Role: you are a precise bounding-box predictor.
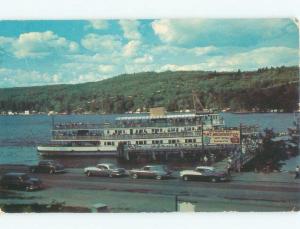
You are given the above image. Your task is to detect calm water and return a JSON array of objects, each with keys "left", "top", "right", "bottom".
[{"left": 0, "top": 113, "right": 296, "bottom": 166}]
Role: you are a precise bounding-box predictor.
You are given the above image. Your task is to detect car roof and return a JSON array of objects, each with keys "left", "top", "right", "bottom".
[
  {"left": 3, "top": 172, "right": 27, "bottom": 177},
  {"left": 40, "top": 160, "right": 55, "bottom": 163},
  {"left": 144, "top": 164, "right": 165, "bottom": 167},
  {"left": 196, "top": 166, "right": 215, "bottom": 170},
  {"left": 97, "top": 163, "right": 115, "bottom": 167}
]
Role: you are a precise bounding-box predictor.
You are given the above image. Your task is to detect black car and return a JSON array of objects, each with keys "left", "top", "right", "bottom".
[
  {"left": 180, "top": 166, "right": 230, "bottom": 182},
  {"left": 0, "top": 173, "right": 43, "bottom": 191},
  {"left": 29, "top": 160, "right": 65, "bottom": 174}
]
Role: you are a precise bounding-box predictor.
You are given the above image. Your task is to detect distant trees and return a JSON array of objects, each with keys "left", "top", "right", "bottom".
[{"left": 0, "top": 66, "right": 298, "bottom": 114}]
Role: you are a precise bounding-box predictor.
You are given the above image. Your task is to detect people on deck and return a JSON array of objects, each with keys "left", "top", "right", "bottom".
[{"left": 295, "top": 165, "right": 299, "bottom": 179}]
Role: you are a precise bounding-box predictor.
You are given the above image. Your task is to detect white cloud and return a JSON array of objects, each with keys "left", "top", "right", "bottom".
[
  {"left": 123, "top": 40, "right": 141, "bottom": 57},
  {"left": 152, "top": 19, "right": 204, "bottom": 44},
  {"left": 158, "top": 46, "right": 298, "bottom": 72},
  {"left": 124, "top": 63, "right": 157, "bottom": 73},
  {"left": 134, "top": 54, "right": 153, "bottom": 64},
  {"left": 119, "top": 20, "right": 141, "bottom": 40},
  {"left": 0, "top": 31, "right": 79, "bottom": 58},
  {"left": 150, "top": 45, "right": 217, "bottom": 57},
  {"left": 98, "top": 64, "right": 114, "bottom": 73},
  {"left": 86, "top": 20, "right": 108, "bottom": 30},
  {"left": 0, "top": 68, "right": 63, "bottom": 87},
  {"left": 81, "top": 34, "right": 122, "bottom": 53},
  {"left": 151, "top": 19, "right": 298, "bottom": 47},
  {"left": 219, "top": 46, "right": 299, "bottom": 70}
]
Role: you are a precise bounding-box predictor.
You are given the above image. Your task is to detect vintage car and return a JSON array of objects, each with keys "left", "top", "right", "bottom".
[
  {"left": 0, "top": 172, "right": 43, "bottom": 191},
  {"left": 29, "top": 160, "right": 65, "bottom": 174},
  {"left": 84, "top": 163, "right": 127, "bottom": 177},
  {"left": 129, "top": 165, "right": 172, "bottom": 180},
  {"left": 180, "top": 166, "right": 230, "bottom": 182}
]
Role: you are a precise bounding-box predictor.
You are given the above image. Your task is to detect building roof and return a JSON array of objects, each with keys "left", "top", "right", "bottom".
[
  {"left": 116, "top": 113, "right": 217, "bottom": 121},
  {"left": 271, "top": 136, "right": 292, "bottom": 142}
]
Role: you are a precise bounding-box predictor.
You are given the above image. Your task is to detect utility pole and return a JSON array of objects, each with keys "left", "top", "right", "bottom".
[
  {"left": 51, "top": 115, "right": 55, "bottom": 138},
  {"left": 201, "top": 121, "right": 204, "bottom": 152}
]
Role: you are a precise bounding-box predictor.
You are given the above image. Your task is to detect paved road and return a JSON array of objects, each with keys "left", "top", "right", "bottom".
[
  {"left": 1, "top": 166, "right": 299, "bottom": 211},
  {"left": 27, "top": 170, "right": 300, "bottom": 202}
]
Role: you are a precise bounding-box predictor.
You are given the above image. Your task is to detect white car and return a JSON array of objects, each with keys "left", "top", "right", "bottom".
[
  {"left": 180, "top": 166, "right": 230, "bottom": 182},
  {"left": 84, "top": 163, "right": 127, "bottom": 177}
]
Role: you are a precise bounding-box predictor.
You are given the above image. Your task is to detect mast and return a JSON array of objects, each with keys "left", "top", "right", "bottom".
[{"left": 192, "top": 90, "right": 204, "bottom": 113}]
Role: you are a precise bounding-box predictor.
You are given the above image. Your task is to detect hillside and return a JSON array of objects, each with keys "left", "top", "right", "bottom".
[{"left": 0, "top": 66, "right": 299, "bottom": 114}]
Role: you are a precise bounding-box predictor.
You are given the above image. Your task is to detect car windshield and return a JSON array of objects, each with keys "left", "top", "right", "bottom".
[
  {"left": 109, "top": 165, "right": 116, "bottom": 169},
  {"left": 152, "top": 166, "right": 167, "bottom": 171},
  {"left": 20, "top": 174, "right": 30, "bottom": 181}
]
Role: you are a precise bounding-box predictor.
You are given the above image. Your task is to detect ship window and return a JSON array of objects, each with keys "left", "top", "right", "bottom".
[{"left": 152, "top": 140, "right": 161, "bottom": 144}]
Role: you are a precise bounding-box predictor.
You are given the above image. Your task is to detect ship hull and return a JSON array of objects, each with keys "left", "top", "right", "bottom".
[{"left": 37, "top": 146, "right": 118, "bottom": 157}]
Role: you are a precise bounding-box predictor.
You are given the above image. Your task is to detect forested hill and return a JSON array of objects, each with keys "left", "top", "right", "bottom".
[{"left": 0, "top": 66, "right": 299, "bottom": 114}]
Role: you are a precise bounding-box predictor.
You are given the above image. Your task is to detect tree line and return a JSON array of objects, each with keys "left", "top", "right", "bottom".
[{"left": 0, "top": 66, "right": 298, "bottom": 114}]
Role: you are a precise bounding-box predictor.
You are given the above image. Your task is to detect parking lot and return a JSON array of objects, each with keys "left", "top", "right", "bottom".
[{"left": 1, "top": 165, "right": 300, "bottom": 212}]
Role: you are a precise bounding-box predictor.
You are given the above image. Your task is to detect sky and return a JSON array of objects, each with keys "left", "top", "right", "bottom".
[{"left": 0, "top": 19, "right": 298, "bottom": 88}]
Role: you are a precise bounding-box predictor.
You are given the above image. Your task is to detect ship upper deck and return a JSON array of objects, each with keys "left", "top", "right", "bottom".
[
  {"left": 52, "top": 113, "right": 224, "bottom": 130},
  {"left": 115, "top": 112, "right": 218, "bottom": 121}
]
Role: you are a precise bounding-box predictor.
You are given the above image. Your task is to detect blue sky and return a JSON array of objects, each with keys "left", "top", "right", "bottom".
[{"left": 0, "top": 19, "right": 298, "bottom": 88}]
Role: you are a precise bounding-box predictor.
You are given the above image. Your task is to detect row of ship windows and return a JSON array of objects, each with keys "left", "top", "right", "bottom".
[
  {"left": 106, "top": 127, "right": 200, "bottom": 135},
  {"left": 102, "top": 139, "right": 197, "bottom": 146}
]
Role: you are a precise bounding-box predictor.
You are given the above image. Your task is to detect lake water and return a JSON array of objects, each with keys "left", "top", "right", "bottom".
[{"left": 0, "top": 113, "right": 297, "bottom": 167}]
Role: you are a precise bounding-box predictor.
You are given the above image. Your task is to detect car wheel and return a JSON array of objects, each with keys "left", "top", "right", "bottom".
[
  {"left": 210, "top": 177, "right": 217, "bottom": 183},
  {"left": 182, "top": 175, "right": 189, "bottom": 181},
  {"left": 2, "top": 185, "right": 8, "bottom": 189},
  {"left": 132, "top": 173, "right": 138, "bottom": 179},
  {"left": 155, "top": 175, "right": 162, "bottom": 180}
]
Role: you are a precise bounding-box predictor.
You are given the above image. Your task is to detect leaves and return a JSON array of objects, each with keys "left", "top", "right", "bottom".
[{"left": 0, "top": 66, "right": 298, "bottom": 114}]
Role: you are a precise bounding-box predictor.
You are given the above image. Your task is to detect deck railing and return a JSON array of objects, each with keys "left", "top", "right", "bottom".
[
  {"left": 52, "top": 120, "right": 225, "bottom": 130},
  {"left": 52, "top": 131, "right": 203, "bottom": 141}
]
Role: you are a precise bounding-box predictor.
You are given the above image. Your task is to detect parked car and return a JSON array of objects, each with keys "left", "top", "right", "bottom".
[
  {"left": 129, "top": 165, "right": 172, "bottom": 180},
  {"left": 29, "top": 160, "right": 65, "bottom": 174},
  {"left": 0, "top": 172, "right": 43, "bottom": 191},
  {"left": 84, "top": 163, "right": 127, "bottom": 177},
  {"left": 180, "top": 166, "right": 230, "bottom": 182}
]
